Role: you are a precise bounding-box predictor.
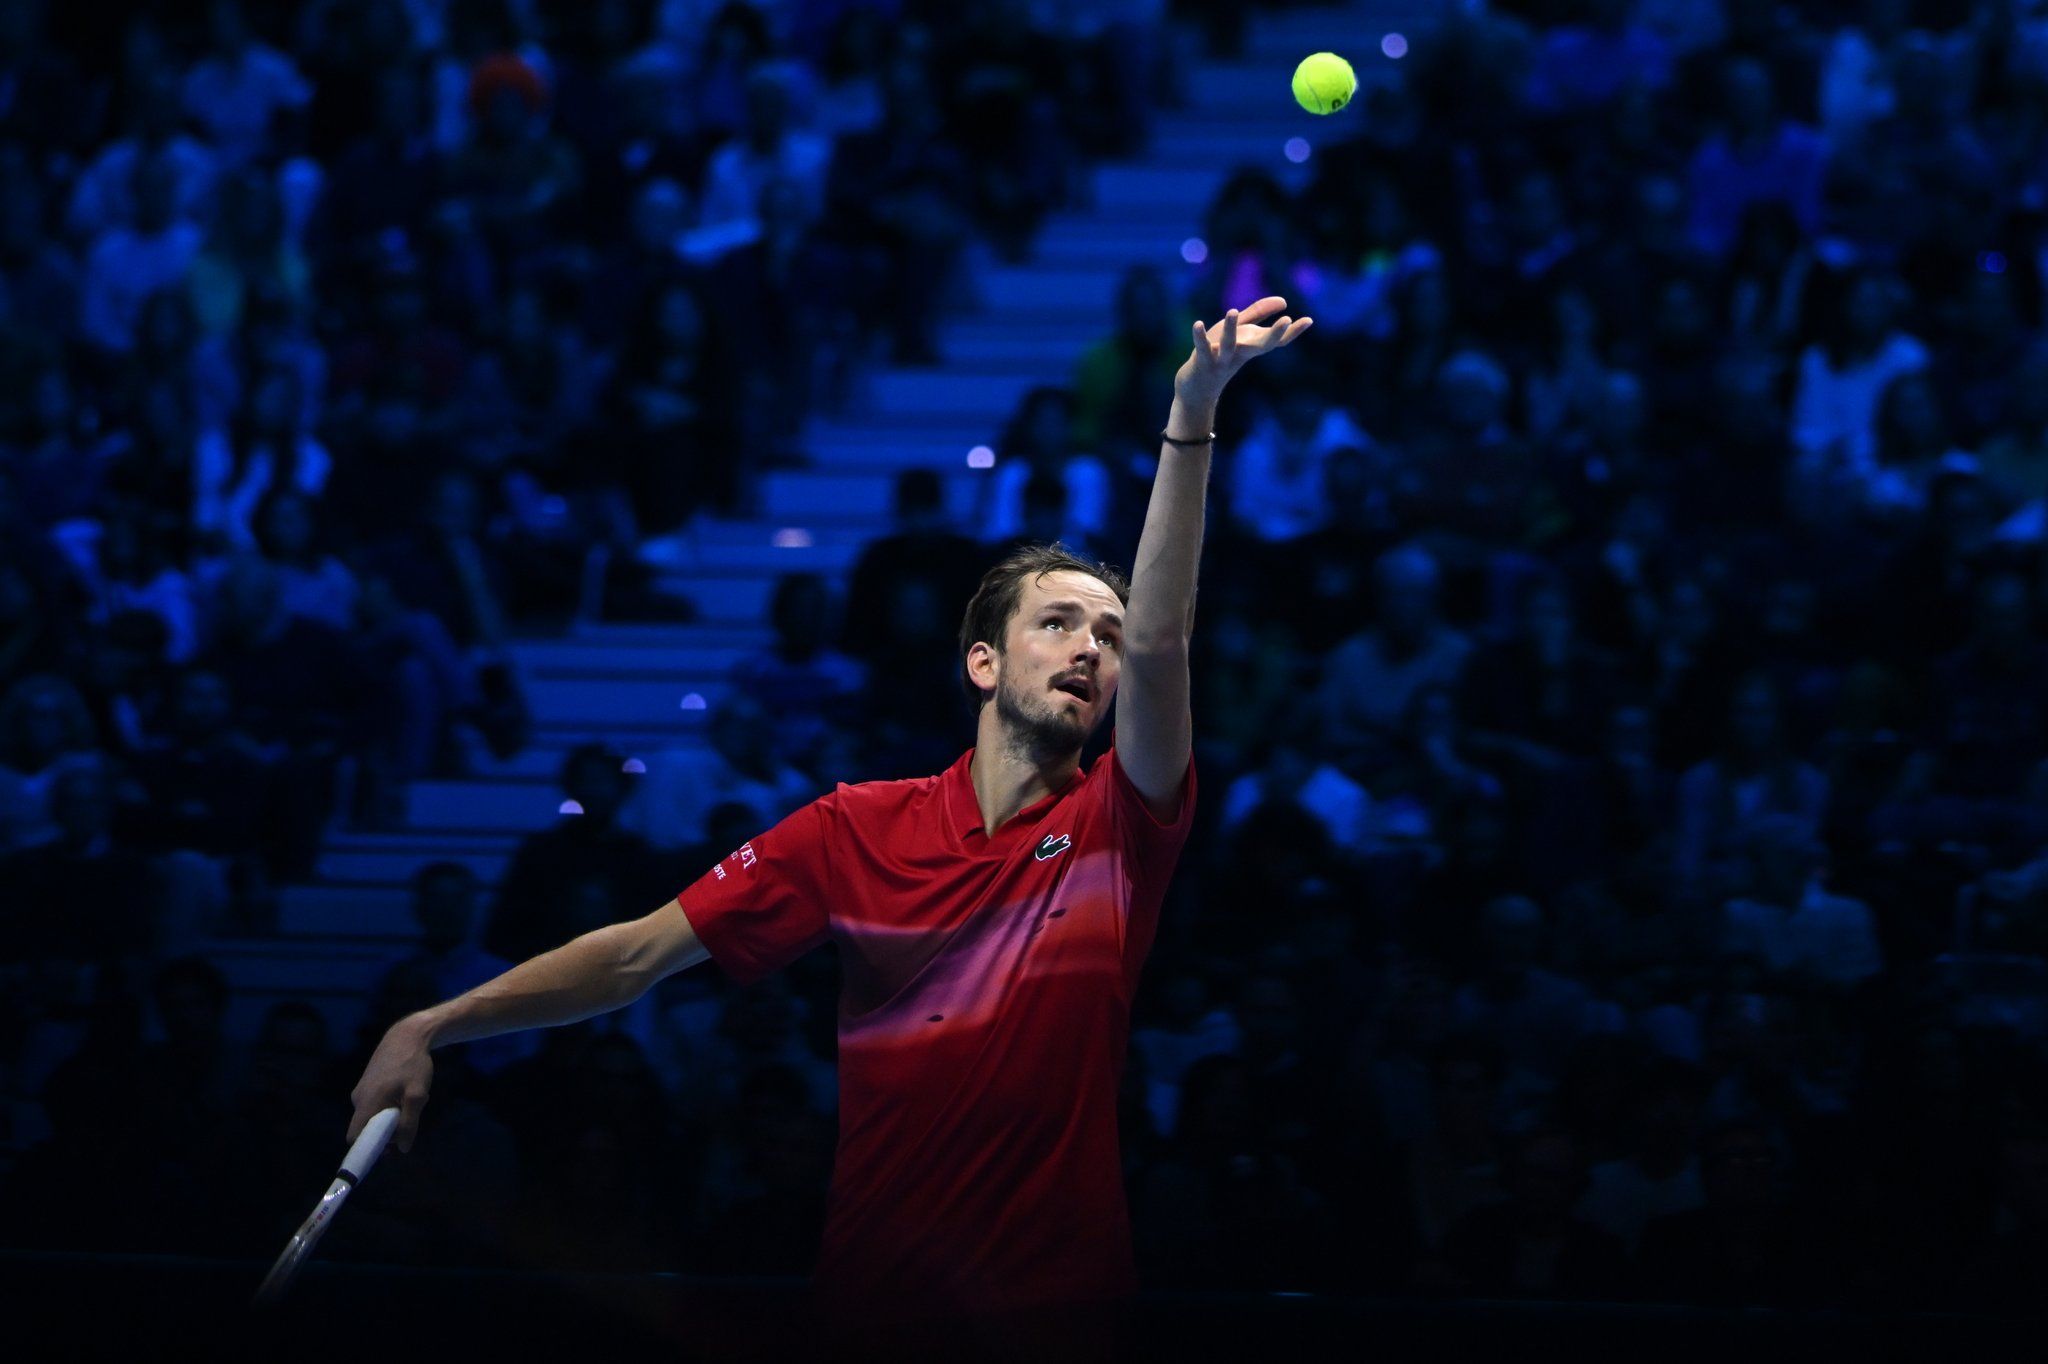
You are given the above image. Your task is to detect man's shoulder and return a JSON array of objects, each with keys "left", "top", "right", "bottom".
[{"left": 826, "top": 767, "right": 949, "bottom": 817}]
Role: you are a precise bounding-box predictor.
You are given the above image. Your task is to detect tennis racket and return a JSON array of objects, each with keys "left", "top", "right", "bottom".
[{"left": 253, "top": 1106, "right": 401, "bottom": 1307}]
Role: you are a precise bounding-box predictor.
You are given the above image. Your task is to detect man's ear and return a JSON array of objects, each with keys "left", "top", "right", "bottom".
[{"left": 965, "top": 641, "right": 999, "bottom": 700}]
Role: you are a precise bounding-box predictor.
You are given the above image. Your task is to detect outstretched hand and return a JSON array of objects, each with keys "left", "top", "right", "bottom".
[{"left": 1174, "top": 296, "right": 1313, "bottom": 404}]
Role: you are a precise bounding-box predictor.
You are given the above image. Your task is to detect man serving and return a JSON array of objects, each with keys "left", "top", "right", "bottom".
[{"left": 347, "top": 298, "right": 1312, "bottom": 1348}]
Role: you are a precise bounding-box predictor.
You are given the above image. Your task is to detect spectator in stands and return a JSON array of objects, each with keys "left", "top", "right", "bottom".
[
  {"left": 1673, "top": 672, "right": 1829, "bottom": 910},
  {"left": 821, "top": 46, "right": 972, "bottom": 367},
  {"left": 1397, "top": 1033, "right": 1511, "bottom": 1268},
  {"left": 1718, "top": 817, "right": 1882, "bottom": 992},
  {"left": 0, "top": 757, "right": 158, "bottom": 970},
  {"left": 620, "top": 692, "right": 813, "bottom": 854},
  {"left": 484, "top": 742, "right": 668, "bottom": 963},
  {"left": 979, "top": 385, "right": 1112, "bottom": 550},
  {"left": 1686, "top": 55, "right": 1826, "bottom": 259},
  {"left": 1636, "top": 1114, "right": 1844, "bottom": 1306},
  {"left": 1224, "top": 369, "right": 1369, "bottom": 544},
  {"left": 77, "top": 153, "right": 204, "bottom": 355},
  {"left": 840, "top": 469, "right": 982, "bottom": 771},
  {"left": 1317, "top": 544, "right": 1472, "bottom": 776},
  {"left": 180, "top": 1, "right": 311, "bottom": 169},
  {"left": 375, "top": 861, "right": 529, "bottom": 1077},
  {"left": 1441, "top": 1124, "right": 1630, "bottom": 1299},
  {"left": 195, "top": 364, "right": 329, "bottom": 552},
  {"left": 1072, "top": 264, "right": 1188, "bottom": 458},
  {"left": 1134, "top": 1052, "right": 1333, "bottom": 1291},
  {"left": 695, "top": 64, "right": 830, "bottom": 244},
  {"left": 0, "top": 673, "right": 101, "bottom": 853},
  {"left": 1791, "top": 268, "right": 1929, "bottom": 471},
  {"left": 125, "top": 666, "right": 265, "bottom": 863},
  {"left": 1960, "top": 1115, "right": 2048, "bottom": 1308},
  {"left": 64, "top": 71, "right": 218, "bottom": 243},
  {"left": 1574, "top": 1059, "right": 1707, "bottom": 1257},
  {"left": 1449, "top": 895, "right": 1619, "bottom": 1096},
  {"left": 729, "top": 572, "right": 864, "bottom": 776},
  {"left": 598, "top": 280, "right": 741, "bottom": 532},
  {"left": 444, "top": 52, "right": 581, "bottom": 254}
]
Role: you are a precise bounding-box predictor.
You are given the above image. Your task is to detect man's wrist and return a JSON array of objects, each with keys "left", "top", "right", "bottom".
[
  {"left": 398, "top": 1008, "right": 445, "bottom": 1051},
  {"left": 1169, "top": 390, "right": 1219, "bottom": 440}
]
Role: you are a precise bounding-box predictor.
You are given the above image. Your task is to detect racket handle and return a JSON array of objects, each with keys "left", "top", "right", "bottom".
[{"left": 341, "top": 1107, "right": 400, "bottom": 1184}]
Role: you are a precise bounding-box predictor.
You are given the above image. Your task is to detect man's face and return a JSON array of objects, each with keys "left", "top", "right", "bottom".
[{"left": 978, "top": 570, "right": 1124, "bottom": 757}]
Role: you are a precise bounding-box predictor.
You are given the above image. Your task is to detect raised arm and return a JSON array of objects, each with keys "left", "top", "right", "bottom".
[
  {"left": 346, "top": 899, "right": 710, "bottom": 1149},
  {"left": 1115, "top": 298, "right": 1311, "bottom": 816}
]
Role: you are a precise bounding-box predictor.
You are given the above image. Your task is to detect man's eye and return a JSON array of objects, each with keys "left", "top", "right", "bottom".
[{"left": 1044, "top": 620, "right": 1063, "bottom": 630}]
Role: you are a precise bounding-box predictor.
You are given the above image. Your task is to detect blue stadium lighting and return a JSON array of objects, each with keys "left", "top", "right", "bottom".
[
  {"left": 1981, "top": 251, "right": 2008, "bottom": 273},
  {"left": 1284, "top": 137, "right": 1311, "bottom": 163},
  {"left": 621, "top": 758, "right": 647, "bottom": 774},
  {"left": 680, "top": 693, "right": 708, "bottom": 710},
  {"left": 1382, "top": 33, "right": 1408, "bottom": 59},
  {"left": 967, "top": 445, "right": 996, "bottom": 468},
  {"left": 772, "top": 527, "right": 814, "bottom": 548},
  {"left": 558, "top": 800, "right": 584, "bottom": 815},
  {"left": 1181, "top": 237, "right": 1208, "bottom": 265}
]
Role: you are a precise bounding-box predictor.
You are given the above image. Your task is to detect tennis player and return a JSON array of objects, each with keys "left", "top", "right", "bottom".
[{"left": 346, "top": 298, "right": 1312, "bottom": 1354}]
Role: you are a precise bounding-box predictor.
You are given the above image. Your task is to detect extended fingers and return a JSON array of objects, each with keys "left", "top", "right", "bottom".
[
  {"left": 1236, "top": 296, "right": 1289, "bottom": 325},
  {"left": 1222, "top": 308, "right": 1238, "bottom": 361}
]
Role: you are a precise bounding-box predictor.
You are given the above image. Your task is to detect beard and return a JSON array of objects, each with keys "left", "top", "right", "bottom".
[{"left": 993, "top": 669, "right": 1091, "bottom": 764}]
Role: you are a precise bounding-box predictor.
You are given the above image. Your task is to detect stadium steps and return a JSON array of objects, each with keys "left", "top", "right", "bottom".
[{"left": 205, "top": 1, "right": 1433, "bottom": 1036}]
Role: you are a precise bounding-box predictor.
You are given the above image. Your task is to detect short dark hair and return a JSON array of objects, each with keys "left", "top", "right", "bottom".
[
  {"left": 411, "top": 859, "right": 477, "bottom": 896},
  {"left": 559, "top": 741, "right": 623, "bottom": 790},
  {"left": 894, "top": 468, "right": 944, "bottom": 516},
  {"left": 957, "top": 542, "right": 1130, "bottom": 712}
]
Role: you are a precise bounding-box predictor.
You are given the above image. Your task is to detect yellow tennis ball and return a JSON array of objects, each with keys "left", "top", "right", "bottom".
[{"left": 1292, "top": 51, "right": 1356, "bottom": 115}]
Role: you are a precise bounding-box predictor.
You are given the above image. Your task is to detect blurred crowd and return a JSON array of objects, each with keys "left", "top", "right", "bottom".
[{"left": 6, "top": 0, "right": 2048, "bottom": 1324}]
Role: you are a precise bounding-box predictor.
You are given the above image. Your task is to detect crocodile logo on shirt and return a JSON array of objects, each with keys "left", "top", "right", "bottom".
[{"left": 1034, "top": 833, "right": 1072, "bottom": 862}]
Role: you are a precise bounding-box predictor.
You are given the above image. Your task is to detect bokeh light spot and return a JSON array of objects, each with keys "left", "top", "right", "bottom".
[
  {"left": 1382, "top": 33, "right": 1408, "bottom": 59},
  {"left": 1284, "top": 137, "right": 1311, "bottom": 163},
  {"left": 967, "top": 445, "right": 996, "bottom": 468},
  {"left": 1181, "top": 237, "right": 1209, "bottom": 265}
]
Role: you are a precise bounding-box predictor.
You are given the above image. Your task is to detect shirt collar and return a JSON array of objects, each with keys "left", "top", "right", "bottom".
[{"left": 942, "top": 746, "right": 1087, "bottom": 843}]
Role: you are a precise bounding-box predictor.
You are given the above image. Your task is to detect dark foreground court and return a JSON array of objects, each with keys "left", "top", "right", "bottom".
[{"left": 2, "top": 1252, "right": 2034, "bottom": 1363}]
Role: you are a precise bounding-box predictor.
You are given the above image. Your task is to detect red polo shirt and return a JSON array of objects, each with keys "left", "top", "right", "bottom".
[{"left": 674, "top": 742, "right": 1196, "bottom": 1324}]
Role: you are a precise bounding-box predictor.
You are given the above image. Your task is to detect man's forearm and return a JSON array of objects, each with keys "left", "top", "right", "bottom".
[
  {"left": 1125, "top": 391, "right": 1216, "bottom": 646},
  {"left": 405, "top": 921, "right": 652, "bottom": 1050}
]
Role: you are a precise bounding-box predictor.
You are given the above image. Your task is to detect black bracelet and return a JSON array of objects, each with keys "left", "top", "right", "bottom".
[{"left": 1159, "top": 429, "right": 1216, "bottom": 447}]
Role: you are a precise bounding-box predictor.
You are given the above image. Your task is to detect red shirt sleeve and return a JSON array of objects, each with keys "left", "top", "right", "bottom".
[{"left": 673, "top": 794, "right": 835, "bottom": 986}]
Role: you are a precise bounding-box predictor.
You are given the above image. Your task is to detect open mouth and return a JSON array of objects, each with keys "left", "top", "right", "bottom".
[{"left": 1054, "top": 677, "right": 1093, "bottom": 702}]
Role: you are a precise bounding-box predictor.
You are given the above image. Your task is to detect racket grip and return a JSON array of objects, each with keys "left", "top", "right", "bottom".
[{"left": 340, "top": 1107, "right": 400, "bottom": 1184}]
